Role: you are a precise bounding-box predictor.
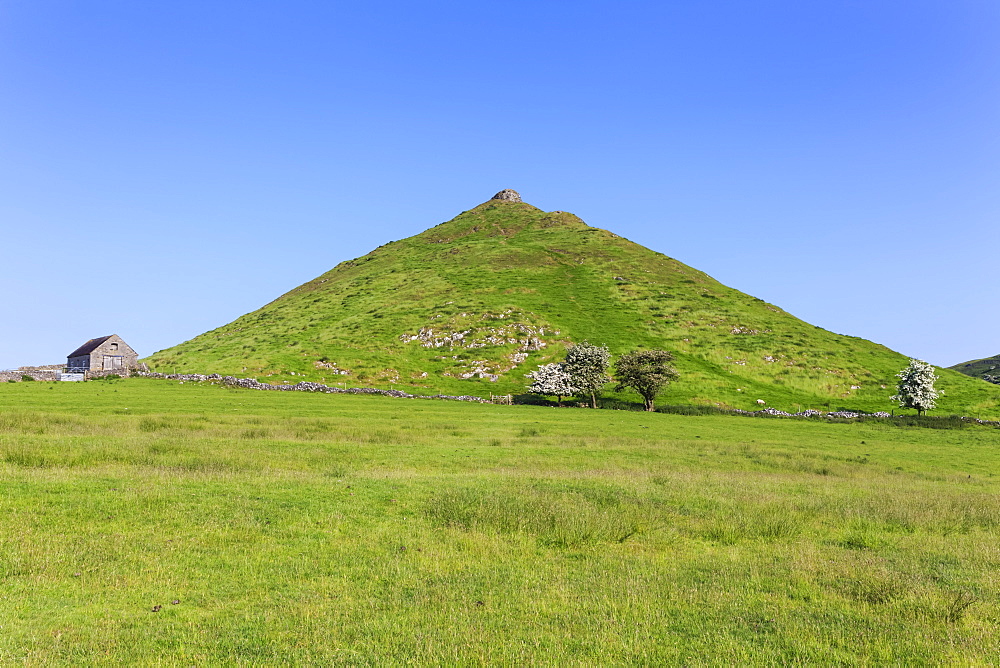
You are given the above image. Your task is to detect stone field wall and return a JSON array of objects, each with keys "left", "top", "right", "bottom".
[{"left": 132, "top": 372, "right": 489, "bottom": 403}]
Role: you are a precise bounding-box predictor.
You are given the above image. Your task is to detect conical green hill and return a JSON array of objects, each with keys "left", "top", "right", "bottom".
[{"left": 146, "top": 191, "right": 1000, "bottom": 415}]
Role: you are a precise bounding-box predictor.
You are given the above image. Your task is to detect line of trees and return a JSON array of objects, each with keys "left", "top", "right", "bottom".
[
  {"left": 527, "top": 349, "right": 953, "bottom": 416},
  {"left": 525, "top": 342, "right": 678, "bottom": 411}
]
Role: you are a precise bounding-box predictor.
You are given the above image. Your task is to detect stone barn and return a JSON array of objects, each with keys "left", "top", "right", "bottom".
[{"left": 67, "top": 335, "right": 139, "bottom": 372}]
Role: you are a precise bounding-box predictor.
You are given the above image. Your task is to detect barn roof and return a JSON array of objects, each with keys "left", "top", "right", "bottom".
[{"left": 67, "top": 335, "right": 114, "bottom": 358}]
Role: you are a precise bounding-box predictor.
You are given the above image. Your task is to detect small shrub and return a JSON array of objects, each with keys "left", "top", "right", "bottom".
[{"left": 20, "top": 375, "right": 35, "bottom": 382}]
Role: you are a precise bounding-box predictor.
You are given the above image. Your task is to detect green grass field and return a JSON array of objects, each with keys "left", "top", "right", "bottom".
[{"left": 3, "top": 378, "right": 1000, "bottom": 664}]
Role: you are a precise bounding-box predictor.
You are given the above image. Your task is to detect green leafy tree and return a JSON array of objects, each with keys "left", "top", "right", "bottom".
[
  {"left": 614, "top": 350, "right": 679, "bottom": 412},
  {"left": 563, "top": 342, "right": 611, "bottom": 409},
  {"left": 526, "top": 363, "right": 577, "bottom": 407},
  {"left": 891, "top": 359, "right": 940, "bottom": 415}
]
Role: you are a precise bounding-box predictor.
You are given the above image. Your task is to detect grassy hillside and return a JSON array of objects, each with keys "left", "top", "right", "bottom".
[
  {"left": 146, "top": 195, "right": 1000, "bottom": 416},
  {"left": 2, "top": 378, "right": 1000, "bottom": 663},
  {"left": 950, "top": 353, "right": 1000, "bottom": 381}
]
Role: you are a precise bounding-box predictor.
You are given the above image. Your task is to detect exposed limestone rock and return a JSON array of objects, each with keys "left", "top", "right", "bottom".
[
  {"left": 491, "top": 189, "right": 522, "bottom": 202},
  {"left": 398, "top": 310, "right": 553, "bottom": 381}
]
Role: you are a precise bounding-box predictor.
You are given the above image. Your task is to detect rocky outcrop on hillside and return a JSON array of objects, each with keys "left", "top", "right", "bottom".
[{"left": 398, "top": 310, "right": 555, "bottom": 382}]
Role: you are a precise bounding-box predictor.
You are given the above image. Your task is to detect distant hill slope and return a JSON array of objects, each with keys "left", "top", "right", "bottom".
[
  {"left": 146, "top": 191, "right": 1000, "bottom": 415},
  {"left": 950, "top": 354, "right": 1000, "bottom": 382}
]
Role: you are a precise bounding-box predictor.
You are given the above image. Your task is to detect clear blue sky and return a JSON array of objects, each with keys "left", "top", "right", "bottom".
[{"left": 2, "top": 1, "right": 997, "bottom": 370}]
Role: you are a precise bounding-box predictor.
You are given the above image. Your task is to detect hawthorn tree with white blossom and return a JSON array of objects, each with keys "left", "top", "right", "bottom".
[
  {"left": 891, "top": 359, "right": 940, "bottom": 416},
  {"left": 563, "top": 342, "right": 611, "bottom": 409},
  {"left": 526, "top": 363, "right": 577, "bottom": 407}
]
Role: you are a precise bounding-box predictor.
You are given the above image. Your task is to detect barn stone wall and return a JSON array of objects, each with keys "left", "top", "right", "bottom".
[
  {"left": 67, "top": 355, "right": 91, "bottom": 370},
  {"left": 67, "top": 335, "right": 140, "bottom": 371}
]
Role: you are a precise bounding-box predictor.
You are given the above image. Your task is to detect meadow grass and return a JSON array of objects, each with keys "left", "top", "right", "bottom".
[{"left": 1, "top": 378, "right": 999, "bottom": 664}]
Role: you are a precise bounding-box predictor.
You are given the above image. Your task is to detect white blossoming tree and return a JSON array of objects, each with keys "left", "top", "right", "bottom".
[
  {"left": 563, "top": 342, "right": 611, "bottom": 409},
  {"left": 891, "top": 359, "right": 940, "bottom": 416},
  {"left": 526, "top": 363, "right": 577, "bottom": 407}
]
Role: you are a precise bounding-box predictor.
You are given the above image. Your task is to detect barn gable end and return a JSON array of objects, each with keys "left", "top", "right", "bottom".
[{"left": 67, "top": 334, "right": 139, "bottom": 372}]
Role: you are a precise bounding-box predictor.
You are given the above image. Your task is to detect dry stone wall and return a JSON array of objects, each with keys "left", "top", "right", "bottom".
[
  {"left": 0, "top": 369, "right": 60, "bottom": 382},
  {"left": 1, "top": 363, "right": 148, "bottom": 382},
  {"left": 728, "top": 406, "right": 999, "bottom": 426},
  {"left": 133, "top": 372, "right": 488, "bottom": 402}
]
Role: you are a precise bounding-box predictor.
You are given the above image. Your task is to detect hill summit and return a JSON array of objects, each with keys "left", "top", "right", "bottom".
[
  {"left": 491, "top": 188, "right": 523, "bottom": 202},
  {"left": 147, "top": 191, "right": 1000, "bottom": 414}
]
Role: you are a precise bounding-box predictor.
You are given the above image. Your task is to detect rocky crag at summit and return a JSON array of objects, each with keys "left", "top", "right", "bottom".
[
  {"left": 491, "top": 188, "right": 522, "bottom": 202},
  {"left": 145, "top": 190, "right": 1000, "bottom": 414}
]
